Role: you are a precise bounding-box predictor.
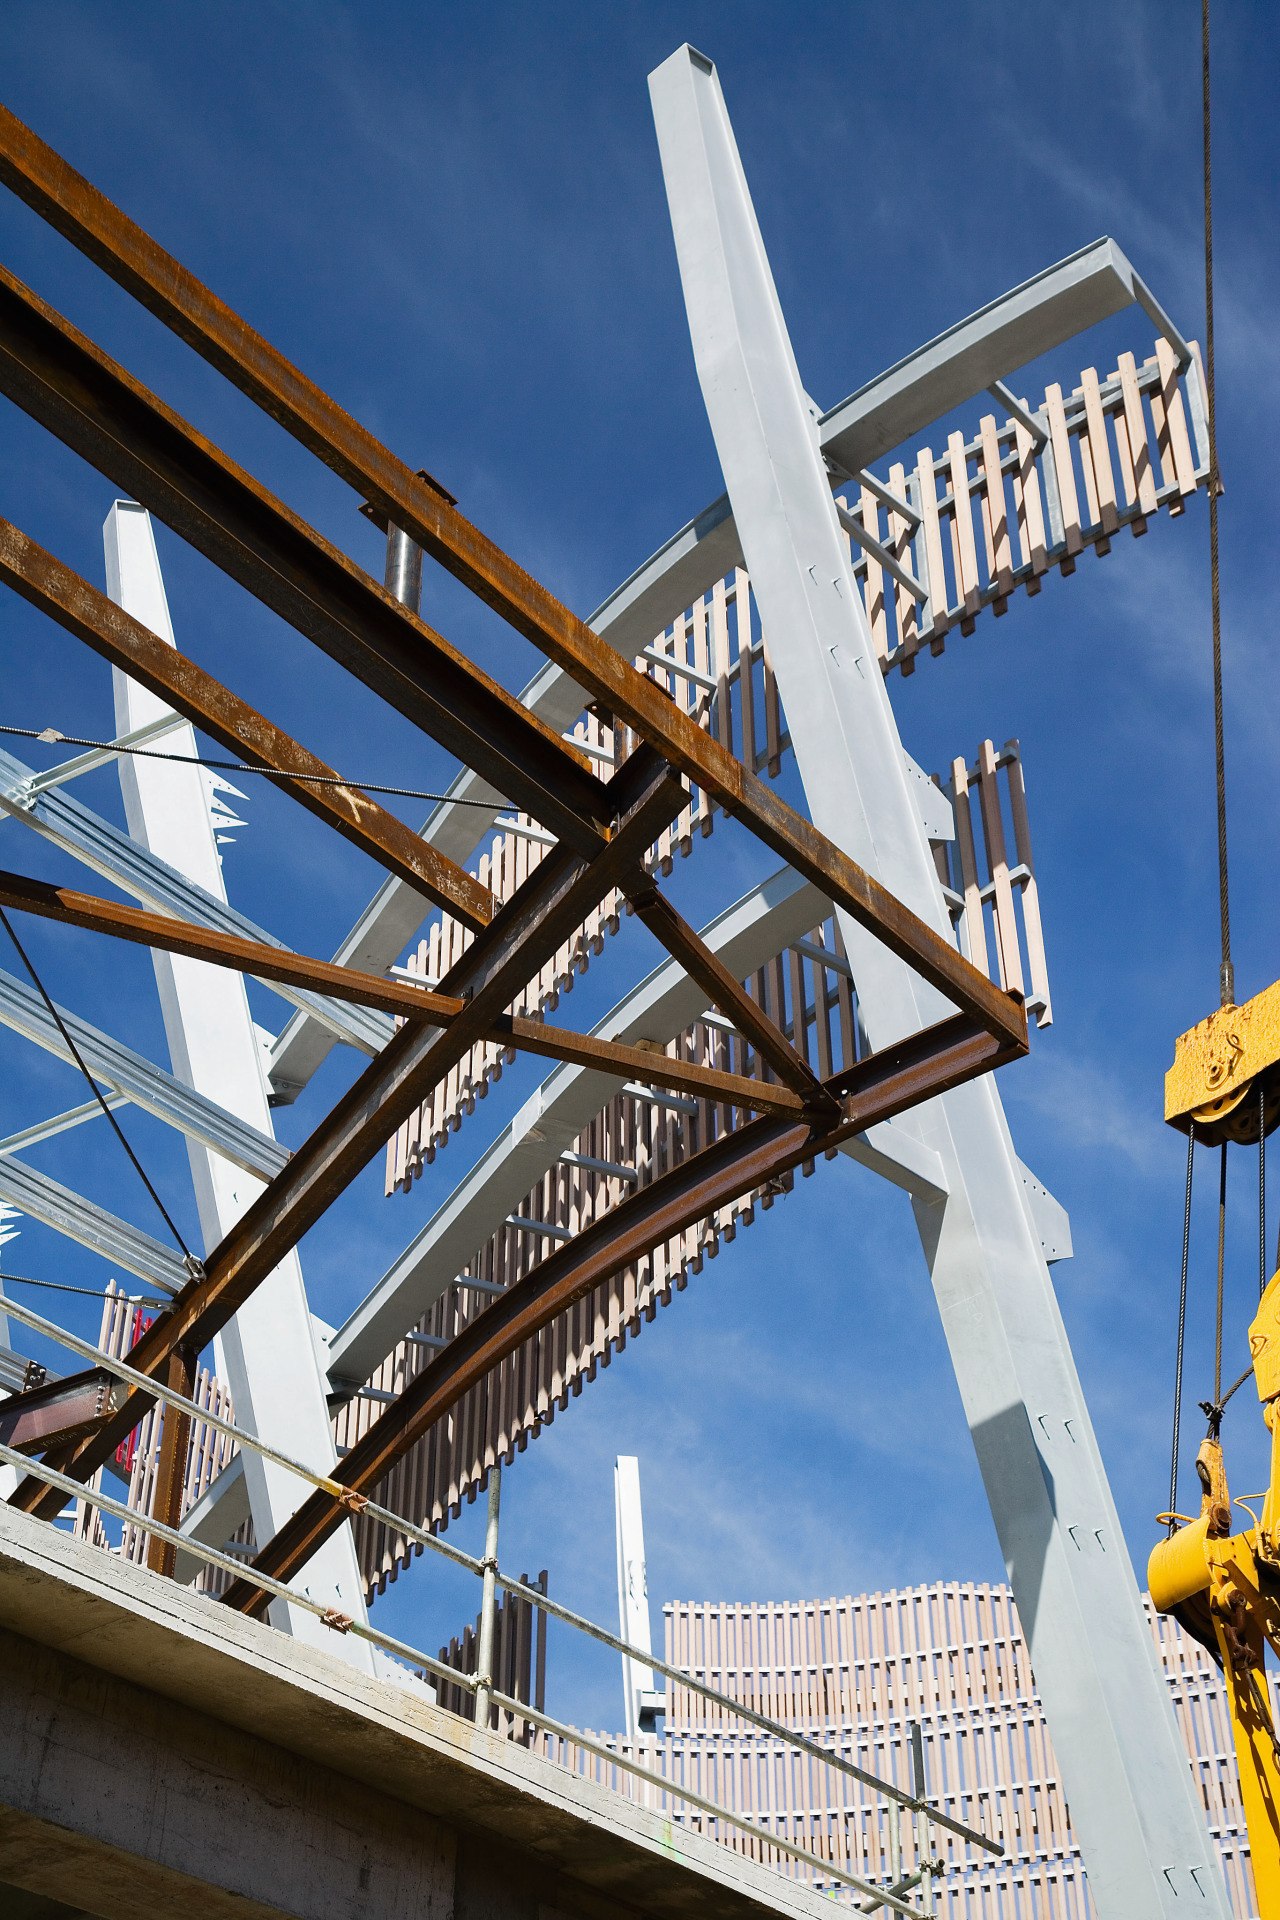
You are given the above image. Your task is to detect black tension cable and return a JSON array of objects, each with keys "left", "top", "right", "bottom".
[
  {"left": 0, "top": 905, "right": 199, "bottom": 1274},
  {"left": 0, "top": 725, "right": 512, "bottom": 811},
  {"left": 1203, "top": 0, "right": 1232, "bottom": 1007},
  {"left": 0, "top": 1272, "right": 169, "bottom": 1308},
  {"left": 1170, "top": 1120, "right": 1196, "bottom": 1532}
]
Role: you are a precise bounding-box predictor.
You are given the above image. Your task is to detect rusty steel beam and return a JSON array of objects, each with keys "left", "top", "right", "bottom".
[
  {"left": 220, "top": 1010, "right": 1019, "bottom": 1612},
  {"left": 0, "top": 517, "right": 495, "bottom": 931},
  {"left": 0, "top": 265, "right": 611, "bottom": 856},
  {"left": 145, "top": 1343, "right": 196, "bottom": 1577},
  {"left": 0, "top": 1366, "right": 127, "bottom": 1453},
  {"left": 8, "top": 752, "right": 688, "bottom": 1518},
  {"left": 0, "top": 867, "right": 469, "bottom": 1021},
  {"left": 0, "top": 109, "right": 1031, "bottom": 1557},
  {"left": 0, "top": 113, "right": 1025, "bottom": 1053},
  {"left": 498, "top": 1015, "right": 808, "bottom": 1118},
  {"left": 0, "top": 867, "right": 807, "bottom": 1118},
  {"left": 626, "top": 874, "right": 835, "bottom": 1113}
]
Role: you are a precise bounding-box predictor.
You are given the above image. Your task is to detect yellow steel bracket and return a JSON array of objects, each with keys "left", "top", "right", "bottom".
[{"left": 1165, "top": 978, "right": 1280, "bottom": 1145}]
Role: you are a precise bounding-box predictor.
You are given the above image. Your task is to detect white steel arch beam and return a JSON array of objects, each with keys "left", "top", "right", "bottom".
[
  {"left": 266, "top": 237, "right": 1189, "bottom": 1106},
  {"left": 103, "top": 501, "right": 373, "bottom": 1665},
  {"left": 0, "top": 1154, "right": 188, "bottom": 1295},
  {"left": 324, "top": 862, "right": 952, "bottom": 1396},
  {"left": 0, "top": 965, "right": 287, "bottom": 1180},
  {"left": 588, "top": 235, "right": 1190, "bottom": 656},
  {"left": 325, "top": 863, "right": 830, "bottom": 1391},
  {"left": 0, "top": 749, "right": 390, "bottom": 1058},
  {"left": 818, "top": 234, "right": 1190, "bottom": 476},
  {"left": 649, "top": 44, "right": 1225, "bottom": 1920}
]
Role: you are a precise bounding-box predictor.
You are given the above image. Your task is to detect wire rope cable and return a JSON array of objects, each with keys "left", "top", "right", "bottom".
[
  {"left": 1170, "top": 1121, "right": 1196, "bottom": 1531},
  {"left": 0, "top": 905, "right": 196, "bottom": 1268},
  {"left": 1203, "top": 0, "right": 1232, "bottom": 1006},
  {"left": 0, "top": 724, "right": 511, "bottom": 810},
  {"left": 0, "top": 1272, "right": 169, "bottom": 1308},
  {"left": 1215, "top": 1140, "right": 1227, "bottom": 1405}
]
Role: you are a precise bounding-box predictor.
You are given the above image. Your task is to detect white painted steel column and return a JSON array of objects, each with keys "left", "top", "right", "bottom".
[
  {"left": 103, "top": 502, "right": 373, "bottom": 1666},
  {"left": 649, "top": 47, "right": 1226, "bottom": 1919},
  {"left": 614, "top": 1454, "right": 657, "bottom": 1739}
]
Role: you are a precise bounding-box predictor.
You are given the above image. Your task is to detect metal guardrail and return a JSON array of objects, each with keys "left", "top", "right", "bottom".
[{"left": 1, "top": 1291, "right": 1003, "bottom": 1909}]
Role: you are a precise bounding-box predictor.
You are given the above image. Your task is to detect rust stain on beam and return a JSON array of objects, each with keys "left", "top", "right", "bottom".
[
  {"left": 0, "top": 866, "right": 808, "bottom": 1118},
  {"left": 0, "top": 1367, "right": 127, "bottom": 1453},
  {"left": 0, "top": 866, "right": 470, "bottom": 1021},
  {"left": 8, "top": 755, "right": 688, "bottom": 1519},
  {"left": 497, "top": 1014, "right": 808, "bottom": 1117},
  {"left": 0, "top": 105, "right": 1025, "bottom": 1054},
  {"left": 0, "top": 264, "right": 609, "bottom": 854},
  {"left": 222, "top": 1015, "right": 1018, "bottom": 1610},
  {"left": 0, "top": 517, "right": 496, "bottom": 931},
  {"left": 627, "top": 878, "right": 838, "bottom": 1115}
]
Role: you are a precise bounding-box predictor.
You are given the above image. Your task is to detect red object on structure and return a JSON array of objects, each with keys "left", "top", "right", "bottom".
[{"left": 114, "top": 1308, "right": 152, "bottom": 1474}]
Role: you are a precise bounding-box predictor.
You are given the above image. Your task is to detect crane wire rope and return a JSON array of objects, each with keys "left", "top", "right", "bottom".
[
  {"left": 1203, "top": 0, "right": 1231, "bottom": 1010},
  {"left": 1215, "top": 1142, "right": 1227, "bottom": 1407},
  {"left": 1170, "top": 1120, "right": 1196, "bottom": 1532},
  {"left": 1169, "top": 1, "right": 1236, "bottom": 1509}
]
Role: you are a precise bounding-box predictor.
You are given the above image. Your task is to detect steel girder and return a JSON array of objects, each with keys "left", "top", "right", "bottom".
[
  {"left": 0, "top": 517, "right": 494, "bottom": 930},
  {"left": 0, "top": 103, "right": 1026, "bottom": 1583}
]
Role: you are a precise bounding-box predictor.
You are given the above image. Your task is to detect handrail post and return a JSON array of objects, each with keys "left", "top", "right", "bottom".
[
  {"left": 910, "top": 1721, "right": 935, "bottom": 1916},
  {"left": 473, "top": 1462, "right": 502, "bottom": 1730}
]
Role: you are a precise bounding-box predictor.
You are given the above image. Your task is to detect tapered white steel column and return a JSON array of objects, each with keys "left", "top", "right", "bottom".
[
  {"left": 103, "top": 501, "right": 373, "bottom": 1666},
  {"left": 649, "top": 46, "right": 1226, "bottom": 1918}
]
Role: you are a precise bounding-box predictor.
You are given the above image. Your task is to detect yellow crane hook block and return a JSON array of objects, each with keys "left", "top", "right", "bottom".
[{"left": 1165, "top": 980, "right": 1280, "bottom": 1146}]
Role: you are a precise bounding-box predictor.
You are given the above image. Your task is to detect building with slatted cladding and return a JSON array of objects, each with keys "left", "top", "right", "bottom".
[{"left": 530, "top": 1584, "right": 1261, "bottom": 1918}]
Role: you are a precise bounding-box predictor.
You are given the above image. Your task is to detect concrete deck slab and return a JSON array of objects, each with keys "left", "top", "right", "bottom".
[{"left": 0, "top": 1505, "right": 834, "bottom": 1920}]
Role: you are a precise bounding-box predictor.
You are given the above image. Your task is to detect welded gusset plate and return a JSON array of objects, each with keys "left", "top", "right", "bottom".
[{"left": 1165, "top": 981, "right": 1280, "bottom": 1145}]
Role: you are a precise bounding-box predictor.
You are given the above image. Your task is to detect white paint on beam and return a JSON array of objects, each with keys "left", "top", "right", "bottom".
[
  {"left": 648, "top": 46, "right": 1220, "bottom": 1919},
  {"left": 103, "top": 501, "right": 373, "bottom": 1666},
  {"left": 615, "top": 1455, "right": 659, "bottom": 1739},
  {"left": 324, "top": 862, "right": 830, "bottom": 1392}
]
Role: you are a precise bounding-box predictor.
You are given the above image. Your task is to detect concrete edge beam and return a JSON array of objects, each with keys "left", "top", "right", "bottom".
[{"left": 0, "top": 1503, "right": 839, "bottom": 1920}]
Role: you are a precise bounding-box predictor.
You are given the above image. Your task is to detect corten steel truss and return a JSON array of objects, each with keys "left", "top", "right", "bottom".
[{"left": 0, "top": 104, "right": 1026, "bottom": 1613}]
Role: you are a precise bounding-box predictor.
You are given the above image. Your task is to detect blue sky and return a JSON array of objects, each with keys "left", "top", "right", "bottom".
[{"left": 1, "top": 1, "right": 1278, "bottom": 1732}]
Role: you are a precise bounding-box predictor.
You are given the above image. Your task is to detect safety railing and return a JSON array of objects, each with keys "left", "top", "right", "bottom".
[{"left": 2, "top": 1287, "right": 1002, "bottom": 1912}]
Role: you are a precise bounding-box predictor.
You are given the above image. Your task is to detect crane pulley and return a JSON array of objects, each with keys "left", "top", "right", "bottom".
[{"left": 1150, "top": 981, "right": 1280, "bottom": 1916}]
